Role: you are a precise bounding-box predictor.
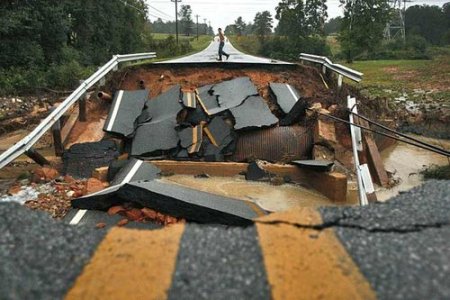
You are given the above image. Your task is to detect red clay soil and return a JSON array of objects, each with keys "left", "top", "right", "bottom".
[{"left": 112, "top": 64, "right": 341, "bottom": 110}]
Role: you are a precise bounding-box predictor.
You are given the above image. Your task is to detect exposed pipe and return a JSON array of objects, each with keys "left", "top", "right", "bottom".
[{"left": 97, "top": 91, "right": 112, "bottom": 101}]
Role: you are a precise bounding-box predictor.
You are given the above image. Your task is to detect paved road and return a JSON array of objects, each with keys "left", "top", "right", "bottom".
[
  {"left": 158, "top": 39, "right": 293, "bottom": 65},
  {"left": 1, "top": 180, "right": 449, "bottom": 299}
]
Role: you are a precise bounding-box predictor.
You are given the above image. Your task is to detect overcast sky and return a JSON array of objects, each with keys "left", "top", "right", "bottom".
[{"left": 145, "top": 0, "right": 448, "bottom": 32}]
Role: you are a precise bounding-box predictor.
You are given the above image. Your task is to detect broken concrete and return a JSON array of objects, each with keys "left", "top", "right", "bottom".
[
  {"left": 269, "top": 83, "right": 300, "bottom": 114},
  {"left": 230, "top": 96, "right": 278, "bottom": 130},
  {"left": 291, "top": 160, "right": 334, "bottom": 172},
  {"left": 213, "top": 77, "right": 258, "bottom": 107},
  {"left": 63, "top": 141, "right": 120, "bottom": 179},
  {"left": 103, "top": 90, "right": 148, "bottom": 137},
  {"left": 178, "top": 125, "right": 203, "bottom": 154},
  {"left": 110, "top": 159, "right": 161, "bottom": 186},
  {"left": 72, "top": 179, "right": 265, "bottom": 226},
  {"left": 139, "top": 85, "right": 182, "bottom": 124}
]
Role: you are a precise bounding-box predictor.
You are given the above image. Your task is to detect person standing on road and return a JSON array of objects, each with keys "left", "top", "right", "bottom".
[{"left": 217, "top": 28, "right": 230, "bottom": 61}]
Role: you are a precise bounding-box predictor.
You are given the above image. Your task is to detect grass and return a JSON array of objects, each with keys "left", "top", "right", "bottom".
[{"left": 421, "top": 164, "right": 450, "bottom": 180}]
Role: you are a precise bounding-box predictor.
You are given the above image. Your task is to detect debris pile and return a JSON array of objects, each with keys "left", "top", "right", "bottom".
[{"left": 106, "top": 204, "right": 185, "bottom": 226}]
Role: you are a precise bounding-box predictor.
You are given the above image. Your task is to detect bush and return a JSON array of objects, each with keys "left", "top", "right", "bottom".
[
  {"left": 0, "top": 67, "right": 46, "bottom": 95},
  {"left": 45, "top": 61, "right": 93, "bottom": 90},
  {"left": 260, "top": 36, "right": 331, "bottom": 62}
]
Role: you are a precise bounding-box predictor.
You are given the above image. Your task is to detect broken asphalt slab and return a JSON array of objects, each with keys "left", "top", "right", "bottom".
[
  {"left": 213, "top": 77, "right": 258, "bottom": 107},
  {"left": 230, "top": 96, "right": 278, "bottom": 130},
  {"left": 291, "top": 160, "right": 334, "bottom": 172},
  {"left": 72, "top": 179, "right": 265, "bottom": 226},
  {"left": 269, "top": 83, "right": 307, "bottom": 126},
  {"left": 63, "top": 141, "right": 120, "bottom": 179},
  {"left": 131, "top": 118, "right": 179, "bottom": 156},
  {"left": 110, "top": 158, "right": 161, "bottom": 186},
  {"left": 103, "top": 89, "right": 148, "bottom": 137},
  {"left": 139, "top": 85, "right": 182, "bottom": 124}
]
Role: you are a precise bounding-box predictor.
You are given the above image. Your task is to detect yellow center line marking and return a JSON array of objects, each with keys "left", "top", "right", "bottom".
[
  {"left": 256, "top": 208, "right": 375, "bottom": 300},
  {"left": 66, "top": 224, "right": 185, "bottom": 300}
]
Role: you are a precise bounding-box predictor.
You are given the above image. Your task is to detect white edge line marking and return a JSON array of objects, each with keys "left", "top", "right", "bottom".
[
  {"left": 69, "top": 160, "right": 144, "bottom": 225},
  {"left": 106, "top": 90, "right": 124, "bottom": 131},
  {"left": 286, "top": 84, "right": 299, "bottom": 103},
  {"left": 122, "top": 159, "right": 143, "bottom": 184},
  {"left": 69, "top": 209, "right": 87, "bottom": 225}
]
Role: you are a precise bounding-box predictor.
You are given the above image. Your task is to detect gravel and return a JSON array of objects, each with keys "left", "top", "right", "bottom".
[{"left": 0, "top": 202, "right": 106, "bottom": 300}]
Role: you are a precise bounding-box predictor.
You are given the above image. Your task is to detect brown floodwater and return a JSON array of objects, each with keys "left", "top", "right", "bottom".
[
  {"left": 162, "top": 175, "right": 350, "bottom": 212},
  {"left": 376, "top": 135, "right": 450, "bottom": 201}
]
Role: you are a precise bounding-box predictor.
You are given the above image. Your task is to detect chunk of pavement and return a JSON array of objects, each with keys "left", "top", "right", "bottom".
[
  {"left": 196, "top": 84, "right": 222, "bottom": 115},
  {"left": 230, "top": 96, "right": 278, "bottom": 130},
  {"left": 63, "top": 141, "right": 120, "bottom": 179},
  {"left": 245, "top": 161, "right": 271, "bottom": 181},
  {"left": 184, "top": 106, "right": 209, "bottom": 125},
  {"left": 204, "top": 117, "right": 232, "bottom": 147},
  {"left": 107, "top": 159, "right": 129, "bottom": 182},
  {"left": 103, "top": 89, "right": 149, "bottom": 137},
  {"left": 269, "top": 83, "right": 300, "bottom": 114},
  {"left": 269, "top": 83, "right": 307, "bottom": 126},
  {"left": 291, "top": 160, "right": 334, "bottom": 172},
  {"left": 72, "top": 180, "right": 265, "bottom": 226},
  {"left": 181, "top": 91, "right": 197, "bottom": 108},
  {"left": 110, "top": 158, "right": 161, "bottom": 185},
  {"left": 178, "top": 125, "right": 203, "bottom": 154},
  {"left": 213, "top": 77, "right": 258, "bottom": 107},
  {"left": 138, "top": 85, "right": 182, "bottom": 124},
  {"left": 131, "top": 119, "right": 179, "bottom": 156}
]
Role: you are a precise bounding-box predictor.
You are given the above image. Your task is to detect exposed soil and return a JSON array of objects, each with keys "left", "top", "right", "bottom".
[{"left": 110, "top": 64, "right": 345, "bottom": 111}]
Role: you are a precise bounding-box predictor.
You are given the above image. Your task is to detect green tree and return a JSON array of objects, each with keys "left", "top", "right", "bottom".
[
  {"left": 234, "top": 16, "right": 247, "bottom": 36},
  {"left": 253, "top": 11, "right": 273, "bottom": 41},
  {"left": 405, "top": 5, "right": 447, "bottom": 45},
  {"left": 304, "top": 0, "right": 327, "bottom": 35},
  {"left": 179, "top": 5, "right": 193, "bottom": 36},
  {"left": 324, "top": 17, "right": 342, "bottom": 35},
  {"left": 339, "top": 0, "right": 392, "bottom": 62}
]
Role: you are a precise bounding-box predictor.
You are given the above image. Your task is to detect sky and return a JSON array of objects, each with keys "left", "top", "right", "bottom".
[{"left": 145, "top": 0, "right": 448, "bottom": 32}]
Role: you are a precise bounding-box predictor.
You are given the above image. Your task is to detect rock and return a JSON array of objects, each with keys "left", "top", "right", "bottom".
[
  {"left": 313, "top": 145, "right": 335, "bottom": 161},
  {"left": 64, "top": 175, "right": 76, "bottom": 184},
  {"left": 66, "top": 191, "right": 75, "bottom": 198},
  {"left": 8, "top": 185, "right": 22, "bottom": 196},
  {"left": 33, "top": 167, "right": 60, "bottom": 183},
  {"left": 96, "top": 223, "right": 106, "bottom": 229},
  {"left": 245, "top": 160, "right": 271, "bottom": 182},
  {"left": 92, "top": 167, "right": 109, "bottom": 182},
  {"left": 117, "top": 219, "right": 129, "bottom": 227},
  {"left": 314, "top": 118, "right": 337, "bottom": 147},
  {"left": 84, "top": 178, "right": 107, "bottom": 195},
  {"left": 142, "top": 207, "right": 158, "bottom": 219},
  {"left": 125, "top": 208, "right": 144, "bottom": 221},
  {"left": 194, "top": 173, "right": 210, "bottom": 179},
  {"left": 108, "top": 205, "right": 125, "bottom": 216}
]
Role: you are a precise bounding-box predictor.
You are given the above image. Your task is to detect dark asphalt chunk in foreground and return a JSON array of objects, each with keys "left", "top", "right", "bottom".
[
  {"left": 0, "top": 203, "right": 106, "bottom": 300},
  {"left": 320, "top": 180, "right": 450, "bottom": 300},
  {"left": 169, "top": 224, "right": 271, "bottom": 300}
]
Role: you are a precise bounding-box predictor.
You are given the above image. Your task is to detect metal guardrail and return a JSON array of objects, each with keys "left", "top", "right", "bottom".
[
  {"left": 0, "top": 52, "right": 156, "bottom": 169},
  {"left": 299, "top": 53, "right": 363, "bottom": 83}
]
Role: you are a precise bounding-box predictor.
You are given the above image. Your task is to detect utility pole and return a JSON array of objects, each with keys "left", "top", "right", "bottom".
[
  {"left": 195, "top": 14, "right": 199, "bottom": 40},
  {"left": 171, "top": 0, "right": 182, "bottom": 45}
]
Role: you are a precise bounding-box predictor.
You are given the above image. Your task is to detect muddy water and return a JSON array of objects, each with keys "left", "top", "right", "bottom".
[
  {"left": 162, "top": 175, "right": 344, "bottom": 212},
  {"left": 377, "top": 135, "right": 450, "bottom": 201}
]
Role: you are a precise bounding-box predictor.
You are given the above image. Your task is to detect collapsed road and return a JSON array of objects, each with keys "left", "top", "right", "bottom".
[{"left": 0, "top": 39, "right": 449, "bottom": 299}]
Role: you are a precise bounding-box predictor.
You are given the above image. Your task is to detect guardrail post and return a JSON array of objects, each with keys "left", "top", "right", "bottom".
[
  {"left": 52, "top": 119, "right": 64, "bottom": 157},
  {"left": 337, "top": 75, "right": 343, "bottom": 90},
  {"left": 78, "top": 94, "right": 87, "bottom": 122},
  {"left": 322, "top": 65, "right": 327, "bottom": 74},
  {"left": 25, "top": 148, "right": 50, "bottom": 166}
]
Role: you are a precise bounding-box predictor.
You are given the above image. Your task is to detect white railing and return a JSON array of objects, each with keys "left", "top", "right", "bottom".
[
  {"left": 299, "top": 53, "right": 363, "bottom": 83},
  {"left": 0, "top": 52, "right": 156, "bottom": 169}
]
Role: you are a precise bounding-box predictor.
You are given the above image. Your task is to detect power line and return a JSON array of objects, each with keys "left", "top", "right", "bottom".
[{"left": 148, "top": 4, "right": 174, "bottom": 18}]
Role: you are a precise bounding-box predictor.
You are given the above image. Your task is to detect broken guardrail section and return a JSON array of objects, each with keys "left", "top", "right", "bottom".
[
  {"left": 0, "top": 52, "right": 157, "bottom": 169},
  {"left": 299, "top": 53, "right": 363, "bottom": 85}
]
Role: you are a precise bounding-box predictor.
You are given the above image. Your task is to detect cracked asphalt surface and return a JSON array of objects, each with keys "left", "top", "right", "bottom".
[
  {"left": 0, "top": 180, "right": 448, "bottom": 299},
  {"left": 321, "top": 180, "right": 450, "bottom": 300},
  {"left": 0, "top": 202, "right": 106, "bottom": 300}
]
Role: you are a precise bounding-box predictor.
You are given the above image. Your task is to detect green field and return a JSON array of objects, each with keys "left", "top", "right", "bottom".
[{"left": 151, "top": 33, "right": 213, "bottom": 52}]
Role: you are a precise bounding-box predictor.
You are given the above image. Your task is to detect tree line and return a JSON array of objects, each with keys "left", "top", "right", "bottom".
[{"left": 225, "top": 0, "right": 450, "bottom": 62}]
